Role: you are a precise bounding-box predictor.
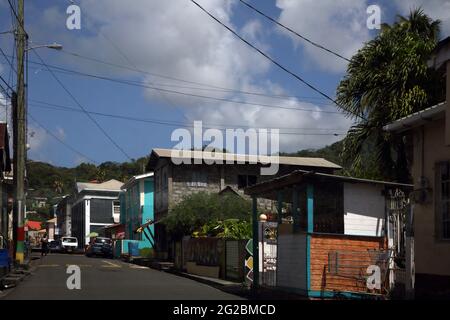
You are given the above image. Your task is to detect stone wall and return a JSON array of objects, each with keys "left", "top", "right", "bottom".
[{"left": 153, "top": 161, "right": 317, "bottom": 218}]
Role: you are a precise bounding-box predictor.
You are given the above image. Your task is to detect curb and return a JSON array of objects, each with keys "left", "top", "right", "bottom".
[{"left": 166, "top": 271, "right": 252, "bottom": 299}]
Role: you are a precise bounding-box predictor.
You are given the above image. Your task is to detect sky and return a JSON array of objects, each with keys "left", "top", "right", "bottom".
[{"left": 0, "top": 0, "right": 450, "bottom": 167}]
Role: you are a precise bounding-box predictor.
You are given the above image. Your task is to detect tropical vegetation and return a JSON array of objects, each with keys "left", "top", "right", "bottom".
[
  {"left": 164, "top": 192, "right": 252, "bottom": 239},
  {"left": 336, "top": 9, "right": 445, "bottom": 182}
]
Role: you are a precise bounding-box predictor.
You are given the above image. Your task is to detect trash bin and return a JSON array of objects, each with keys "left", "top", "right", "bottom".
[{"left": 128, "top": 242, "right": 140, "bottom": 257}]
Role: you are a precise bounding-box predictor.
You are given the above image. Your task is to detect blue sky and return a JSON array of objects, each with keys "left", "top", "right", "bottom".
[{"left": 0, "top": 0, "right": 449, "bottom": 167}]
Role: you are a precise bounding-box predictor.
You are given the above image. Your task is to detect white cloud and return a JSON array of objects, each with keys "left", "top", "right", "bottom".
[
  {"left": 0, "top": 93, "right": 8, "bottom": 123},
  {"left": 393, "top": 0, "right": 450, "bottom": 37},
  {"left": 184, "top": 90, "right": 352, "bottom": 153},
  {"left": 275, "top": 0, "right": 371, "bottom": 73},
  {"left": 73, "top": 155, "right": 89, "bottom": 166},
  {"left": 26, "top": 0, "right": 352, "bottom": 154},
  {"left": 55, "top": 126, "right": 66, "bottom": 141},
  {"left": 28, "top": 124, "right": 48, "bottom": 151}
]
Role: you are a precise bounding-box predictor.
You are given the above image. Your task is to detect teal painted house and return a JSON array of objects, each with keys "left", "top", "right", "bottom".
[{"left": 116, "top": 173, "right": 154, "bottom": 256}]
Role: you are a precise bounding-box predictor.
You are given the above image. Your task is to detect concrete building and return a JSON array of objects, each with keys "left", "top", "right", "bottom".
[
  {"left": 384, "top": 36, "right": 450, "bottom": 297},
  {"left": 71, "top": 179, "right": 123, "bottom": 248},
  {"left": 147, "top": 148, "right": 341, "bottom": 260},
  {"left": 0, "top": 123, "right": 12, "bottom": 248},
  {"left": 55, "top": 195, "right": 72, "bottom": 237},
  {"left": 115, "top": 173, "right": 154, "bottom": 256},
  {"left": 46, "top": 217, "right": 57, "bottom": 242}
]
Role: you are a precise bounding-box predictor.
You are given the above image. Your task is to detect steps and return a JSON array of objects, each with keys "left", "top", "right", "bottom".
[
  {"left": 1, "top": 270, "right": 30, "bottom": 289},
  {"left": 150, "top": 261, "right": 174, "bottom": 271}
]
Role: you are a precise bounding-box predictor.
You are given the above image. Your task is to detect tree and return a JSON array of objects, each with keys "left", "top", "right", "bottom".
[
  {"left": 163, "top": 192, "right": 252, "bottom": 238},
  {"left": 53, "top": 179, "right": 64, "bottom": 194},
  {"left": 336, "top": 9, "right": 445, "bottom": 182},
  {"left": 95, "top": 168, "right": 106, "bottom": 183}
]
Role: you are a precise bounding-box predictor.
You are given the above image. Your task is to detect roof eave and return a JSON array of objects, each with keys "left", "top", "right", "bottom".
[
  {"left": 383, "top": 102, "right": 447, "bottom": 133},
  {"left": 245, "top": 170, "right": 412, "bottom": 196}
]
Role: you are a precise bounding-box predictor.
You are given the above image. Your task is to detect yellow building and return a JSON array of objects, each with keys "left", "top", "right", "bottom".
[{"left": 385, "top": 37, "right": 450, "bottom": 298}]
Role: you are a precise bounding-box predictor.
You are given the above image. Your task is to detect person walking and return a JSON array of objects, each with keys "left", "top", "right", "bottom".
[{"left": 41, "top": 233, "right": 49, "bottom": 257}]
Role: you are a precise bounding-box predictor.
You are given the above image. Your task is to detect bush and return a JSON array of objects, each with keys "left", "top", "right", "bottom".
[
  {"left": 163, "top": 192, "right": 252, "bottom": 238},
  {"left": 192, "top": 219, "right": 252, "bottom": 240}
]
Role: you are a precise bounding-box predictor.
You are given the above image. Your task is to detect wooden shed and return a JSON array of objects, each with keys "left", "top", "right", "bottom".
[{"left": 245, "top": 170, "right": 412, "bottom": 298}]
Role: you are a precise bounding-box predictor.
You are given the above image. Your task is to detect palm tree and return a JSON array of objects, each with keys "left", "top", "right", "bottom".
[
  {"left": 53, "top": 179, "right": 64, "bottom": 194},
  {"left": 95, "top": 168, "right": 106, "bottom": 183},
  {"left": 336, "top": 9, "right": 445, "bottom": 182}
]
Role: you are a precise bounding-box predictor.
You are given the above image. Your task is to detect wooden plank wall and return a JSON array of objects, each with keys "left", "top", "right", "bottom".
[{"left": 310, "top": 233, "right": 385, "bottom": 293}]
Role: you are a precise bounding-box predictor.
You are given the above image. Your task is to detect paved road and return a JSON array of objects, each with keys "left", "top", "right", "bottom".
[{"left": 2, "top": 254, "right": 242, "bottom": 300}]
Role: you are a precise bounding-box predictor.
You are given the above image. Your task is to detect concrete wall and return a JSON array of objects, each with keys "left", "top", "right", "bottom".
[
  {"left": 343, "top": 183, "right": 385, "bottom": 237},
  {"left": 153, "top": 162, "right": 292, "bottom": 219},
  {"left": 411, "top": 117, "right": 450, "bottom": 276}
]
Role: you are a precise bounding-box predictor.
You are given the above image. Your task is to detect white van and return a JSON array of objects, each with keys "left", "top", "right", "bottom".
[{"left": 61, "top": 237, "right": 78, "bottom": 253}]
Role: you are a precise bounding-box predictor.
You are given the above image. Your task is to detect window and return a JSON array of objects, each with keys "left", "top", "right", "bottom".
[
  {"left": 113, "top": 201, "right": 120, "bottom": 216},
  {"left": 437, "top": 162, "right": 450, "bottom": 239},
  {"left": 90, "top": 199, "right": 114, "bottom": 224},
  {"left": 237, "top": 175, "right": 257, "bottom": 189},
  {"left": 162, "top": 170, "right": 168, "bottom": 189},
  {"left": 187, "top": 170, "right": 208, "bottom": 187}
]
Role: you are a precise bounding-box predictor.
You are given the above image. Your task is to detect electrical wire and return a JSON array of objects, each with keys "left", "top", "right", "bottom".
[
  {"left": 22, "top": 58, "right": 343, "bottom": 115},
  {"left": 29, "top": 100, "right": 345, "bottom": 136},
  {"left": 31, "top": 49, "right": 133, "bottom": 161},
  {"left": 238, "top": 0, "right": 351, "bottom": 62},
  {"left": 60, "top": 49, "right": 329, "bottom": 102},
  {"left": 189, "top": 0, "right": 364, "bottom": 120},
  {"left": 28, "top": 113, "right": 98, "bottom": 164}
]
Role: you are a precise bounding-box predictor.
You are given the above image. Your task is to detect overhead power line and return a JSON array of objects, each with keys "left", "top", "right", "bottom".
[
  {"left": 7, "top": 0, "right": 27, "bottom": 36},
  {"left": 21, "top": 58, "right": 342, "bottom": 115},
  {"left": 60, "top": 49, "right": 329, "bottom": 102},
  {"left": 0, "top": 74, "right": 13, "bottom": 97},
  {"left": 29, "top": 100, "right": 345, "bottom": 136},
  {"left": 28, "top": 113, "right": 98, "bottom": 164},
  {"left": 189, "top": 0, "right": 364, "bottom": 120},
  {"left": 238, "top": 0, "right": 351, "bottom": 62},
  {"left": 31, "top": 49, "right": 133, "bottom": 161},
  {"left": 0, "top": 47, "right": 17, "bottom": 75}
]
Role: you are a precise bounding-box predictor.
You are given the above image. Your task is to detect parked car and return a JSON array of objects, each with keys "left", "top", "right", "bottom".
[
  {"left": 48, "top": 240, "right": 62, "bottom": 253},
  {"left": 86, "top": 237, "right": 113, "bottom": 258},
  {"left": 61, "top": 237, "right": 78, "bottom": 253}
]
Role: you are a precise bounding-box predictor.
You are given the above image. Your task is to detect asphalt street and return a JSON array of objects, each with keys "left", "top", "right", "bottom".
[{"left": 1, "top": 253, "right": 243, "bottom": 300}]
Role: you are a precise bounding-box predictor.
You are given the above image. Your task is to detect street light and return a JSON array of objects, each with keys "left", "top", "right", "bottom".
[{"left": 25, "top": 42, "right": 63, "bottom": 52}]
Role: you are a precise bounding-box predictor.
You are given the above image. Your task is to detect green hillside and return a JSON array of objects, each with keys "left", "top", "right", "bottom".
[{"left": 26, "top": 157, "right": 148, "bottom": 219}]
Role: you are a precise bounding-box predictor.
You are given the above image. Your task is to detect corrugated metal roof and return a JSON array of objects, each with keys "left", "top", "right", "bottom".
[
  {"left": 148, "top": 148, "right": 342, "bottom": 169},
  {"left": 383, "top": 102, "right": 446, "bottom": 133},
  {"left": 121, "top": 172, "right": 154, "bottom": 190},
  {"left": 76, "top": 179, "right": 124, "bottom": 193},
  {"left": 245, "top": 169, "right": 413, "bottom": 196}
]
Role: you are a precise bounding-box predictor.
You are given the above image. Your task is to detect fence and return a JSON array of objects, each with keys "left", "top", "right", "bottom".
[{"left": 176, "top": 237, "right": 247, "bottom": 281}]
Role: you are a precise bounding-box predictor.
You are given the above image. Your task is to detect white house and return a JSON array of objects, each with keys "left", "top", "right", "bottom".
[{"left": 71, "top": 179, "right": 123, "bottom": 248}]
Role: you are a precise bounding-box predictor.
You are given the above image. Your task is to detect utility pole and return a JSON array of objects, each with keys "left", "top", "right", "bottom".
[{"left": 13, "top": 0, "right": 26, "bottom": 264}]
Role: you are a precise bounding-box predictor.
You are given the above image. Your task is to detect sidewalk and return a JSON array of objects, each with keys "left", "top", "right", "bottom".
[
  {"left": 165, "top": 269, "right": 253, "bottom": 298},
  {"left": 0, "top": 254, "right": 34, "bottom": 293}
]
